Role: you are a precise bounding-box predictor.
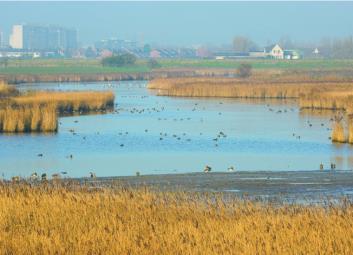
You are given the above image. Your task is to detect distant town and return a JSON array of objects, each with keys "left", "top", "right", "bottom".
[{"left": 0, "top": 23, "right": 352, "bottom": 60}]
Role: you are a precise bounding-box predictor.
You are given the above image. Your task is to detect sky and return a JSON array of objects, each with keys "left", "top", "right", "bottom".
[{"left": 1, "top": 1, "right": 353, "bottom": 47}]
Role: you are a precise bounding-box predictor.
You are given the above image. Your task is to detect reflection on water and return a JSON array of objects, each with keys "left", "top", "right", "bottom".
[{"left": 1, "top": 80, "right": 353, "bottom": 178}]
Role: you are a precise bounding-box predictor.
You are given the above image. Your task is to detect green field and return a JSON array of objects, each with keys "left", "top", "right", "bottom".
[{"left": 1, "top": 58, "right": 353, "bottom": 75}]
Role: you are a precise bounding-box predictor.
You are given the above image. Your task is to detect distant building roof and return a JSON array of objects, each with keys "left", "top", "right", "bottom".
[{"left": 264, "top": 44, "right": 283, "bottom": 53}]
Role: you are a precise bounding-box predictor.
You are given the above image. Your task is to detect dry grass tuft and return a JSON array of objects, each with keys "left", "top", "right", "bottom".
[{"left": 0, "top": 183, "right": 352, "bottom": 255}]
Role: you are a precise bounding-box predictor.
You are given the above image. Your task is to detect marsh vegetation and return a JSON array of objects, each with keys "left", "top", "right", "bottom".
[
  {"left": 0, "top": 182, "right": 352, "bottom": 255},
  {"left": 0, "top": 82, "right": 114, "bottom": 132},
  {"left": 148, "top": 74, "right": 353, "bottom": 144}
]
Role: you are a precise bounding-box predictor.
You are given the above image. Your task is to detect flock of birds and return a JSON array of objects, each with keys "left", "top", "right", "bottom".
[{"left": 5, "top": 82, "right": 340, "bottom": 181}]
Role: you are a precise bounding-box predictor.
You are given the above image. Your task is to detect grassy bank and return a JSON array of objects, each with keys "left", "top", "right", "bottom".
[
  {"left": 2, "top": 58, "right": 353, "bottom": 76},
  {"left": 0, "top": 83, "right": 114, "bottom": 132},
  {"left": 0, "top": 183, "right": 352, "bottom": 255}
]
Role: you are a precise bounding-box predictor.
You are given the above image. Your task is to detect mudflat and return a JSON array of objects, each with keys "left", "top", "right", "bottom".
[{"left": 89, "top": 170, "right": 353, "bottom": 203}]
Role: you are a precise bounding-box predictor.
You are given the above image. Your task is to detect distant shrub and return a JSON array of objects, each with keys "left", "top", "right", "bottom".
[
  {"left": 147, "top": 59, "right": 161, "bottom": 69},
  {"left": 101, "top": 53, "right": 137, "bottom": 67},
  {"left": 237, "top": 63, "right": 252, "bottom": 78}
]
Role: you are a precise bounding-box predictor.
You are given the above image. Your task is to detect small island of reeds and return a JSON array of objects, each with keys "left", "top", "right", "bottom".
[{"left": 0, "top": 81, "right": 114, "bottom": 133}]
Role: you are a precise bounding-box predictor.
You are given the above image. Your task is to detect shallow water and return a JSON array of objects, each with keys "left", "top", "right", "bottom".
[{"left": 1, "top": 80, "right": 353, "bottom": 178}]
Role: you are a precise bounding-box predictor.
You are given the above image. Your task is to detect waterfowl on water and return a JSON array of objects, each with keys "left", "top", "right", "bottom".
[{"left": 228, "top": 166, "right": 235, "bottom": 172}]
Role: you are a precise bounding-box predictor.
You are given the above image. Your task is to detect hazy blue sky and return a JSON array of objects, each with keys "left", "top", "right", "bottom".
[{"left": 1, "top": 1, "right": 353, "bottom": 47}]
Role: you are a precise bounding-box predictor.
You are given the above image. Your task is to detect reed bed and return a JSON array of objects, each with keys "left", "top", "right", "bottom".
[
  {"left": 148, "top": 77, "right": 353, "bottom": 100},
  {"left": 12, "top": 90, "right": 115, "bottom": 113},
  {"left": 348, "top": 119, "right": 353, "bottom": 144},
  {"left": 0, "top": 89, "right": 114, "bottom": 132},
  {"left": 331, "top": 119, "right": 346, "bottom": 143},
  {"left": 0, "top": 104, "right": 58, "bottom": 132},
  {"left": 0, "top": 183, "right": 352, "bottom": 255}
]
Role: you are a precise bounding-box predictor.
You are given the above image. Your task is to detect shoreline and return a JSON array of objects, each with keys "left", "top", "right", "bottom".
[
  {"left": 12, "top": 170, "right": 352, "bottom": 203},
  {"left": 0, "top": 68, "right": 239, "bottom": 84}
]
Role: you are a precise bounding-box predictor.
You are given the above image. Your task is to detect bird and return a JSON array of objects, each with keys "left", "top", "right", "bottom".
[
  {"left": 12, "top": 176, "right": 20, "bottom": 182},
  {"left": 41, "top": 173, "right": 47, "bottom": 181},
  {"left": 228, "top": 166, "right": 235, "bottom": 172},
  {"left": 330, "top": 163, "right": 336, "bottom": 171},
  {"left": 30, "top": 172, "right": 38, "bottom": 180},
  {"left": 90, "top": 172, "right": 96, "bottom": 179},
  {"left": 204, "top": 165, "right": 212, "bottom": 173},
  {"left": 52, "top": 173, "right": 61, "bottom": 179}
]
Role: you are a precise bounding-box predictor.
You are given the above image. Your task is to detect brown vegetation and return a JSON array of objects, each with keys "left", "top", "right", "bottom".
[
  {"left": 0, "top": 84, "right": 114, "bottom": 132},
  {"left": 0, "top": 104, "right": 57, "bottom": 132},
  {"left": 0, "top": 183, "right": 352, "bottom": 255},
  {"left": 12, "top": 91, "right": 115, "bottom": 113},
  {"left": 0, "top": 81, "right": 19, "bottom": 98},
  {"left": 148, "top": 77, "right": 353, "bottom": 100},
  {"left": 348, "top": 118, "right": 353, "bottom": 144},
  {"left": 331, "top": 116, "right": 346, "bottom": 143}
]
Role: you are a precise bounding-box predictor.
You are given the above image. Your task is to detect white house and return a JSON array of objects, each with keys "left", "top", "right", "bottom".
[{"left": 265, "top": 44, "right": 284, "bottom": 59}]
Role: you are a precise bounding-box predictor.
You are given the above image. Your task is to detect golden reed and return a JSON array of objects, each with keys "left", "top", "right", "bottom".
[
  {"left": 0, "top": 104, "right": 58, "bottom": 132},
  {"left": 0, "top": 83, "right": 114, "bottom": 132},
  {"left": 0, "top": 183, "right": 352, "bottom": 255}
]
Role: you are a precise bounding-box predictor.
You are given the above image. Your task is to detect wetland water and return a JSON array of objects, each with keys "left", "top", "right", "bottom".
[{"left": 1, "top": 80, "right": 353, "bottom": 178}]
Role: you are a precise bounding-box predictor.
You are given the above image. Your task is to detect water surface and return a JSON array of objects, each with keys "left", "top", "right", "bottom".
[{"left": 1, "top": 81, "right": 352, "bottom": 178}]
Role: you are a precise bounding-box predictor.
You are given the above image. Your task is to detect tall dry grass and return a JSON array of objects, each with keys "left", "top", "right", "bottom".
[
  {"left": 332, "top": 121, "right": 346, "bottom": 143},
  {"left": 12, "top": 90, "right": 115, "bottom": 113},
  {"left": 148, "top": 77, "right": 353, "bottom": 101},
  {"left": 0, "top": 90, "right": 114, "bottom": 132},
  {"left": 0, "top": 104, "right": 57, "bottom": 132},
  {"left": 0, "top": 183, "right": 352, "bottom": 255},
  {"left": 348, "top": 118, "right": 353, "bottom": 144}
]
